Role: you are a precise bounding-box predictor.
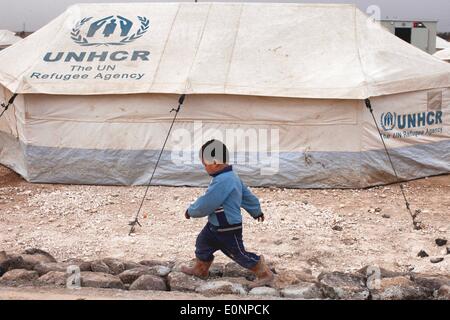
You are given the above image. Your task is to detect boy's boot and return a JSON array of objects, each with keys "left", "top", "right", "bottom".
[
  {"left": 181, "top": 258, "right": 213, "bottom": 279},
  {"left": 249, "top": 255, "right": 274, "bottom": 289}
]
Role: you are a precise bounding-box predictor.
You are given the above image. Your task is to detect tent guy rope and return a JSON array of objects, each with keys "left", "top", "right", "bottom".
[
  {"left": 128, "top": 94, "right": 186, "bottom": 235},
  {"left": 0, "top": 93, "right": 18, "bottom": 119},
  {"left": 364, "top": 98, "right": 422, "bottom": 230}
]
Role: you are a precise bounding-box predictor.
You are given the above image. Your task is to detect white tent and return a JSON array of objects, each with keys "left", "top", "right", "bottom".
[
  {"left": 434, "top": 48, "right": 450, "bottom": 62},
  {"left": 436, "top": 36, "right": 450, "bottom": 51},
  {"left": 0, "top": 2, "right": 449, "bottom": 188},
  {"left": 0, "top": 30, "right": 22, "bottom": 50}
]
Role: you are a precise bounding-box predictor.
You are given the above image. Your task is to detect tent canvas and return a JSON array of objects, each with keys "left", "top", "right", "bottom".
[
  {"left": 434, "top": 48, "right": 450, "bottom": 62},
  {"left": 0, "top": 30, "right": 22, "bottom": 49},
  {"left": 0, "top": 2, "right": 449, "bottom": 188},
  {"left": 436, "top": 36, "right": 450, "bottom": 51}
]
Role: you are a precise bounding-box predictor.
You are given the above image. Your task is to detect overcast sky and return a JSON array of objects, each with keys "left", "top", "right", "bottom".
[{"left": 1, "top": 0, "right": 449, "bottom": 32}]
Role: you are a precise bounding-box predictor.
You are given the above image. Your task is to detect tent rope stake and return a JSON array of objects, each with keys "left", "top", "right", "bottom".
[
  {"left": 128, "top": 94, "right": 186, "bottom": 236},
  {"left": 0, "top": 93, "right": 18, "bottom": 119},
  {"left": 364, "top": 98, "right": 422, "bottom": 230}
]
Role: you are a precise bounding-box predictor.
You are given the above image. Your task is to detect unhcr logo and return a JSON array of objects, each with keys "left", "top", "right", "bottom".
[
  {"left": 71, "top": 15, "right": 149, "bottom": 46},
  {"left": 380, "top": 111, "right": 443, "bottom": 131}
]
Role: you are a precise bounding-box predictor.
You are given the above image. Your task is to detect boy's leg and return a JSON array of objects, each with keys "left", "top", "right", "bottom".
[
  {"left": 218, "top": 230, "right": 274, "bottom": 288},
  {"left": 181, "top": 223, "right": 217, "bottom": 279}
]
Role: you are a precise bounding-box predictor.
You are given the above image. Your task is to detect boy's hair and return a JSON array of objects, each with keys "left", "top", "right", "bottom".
[{"left": 200, "top": 139, "right": 229, "bottom": 164}]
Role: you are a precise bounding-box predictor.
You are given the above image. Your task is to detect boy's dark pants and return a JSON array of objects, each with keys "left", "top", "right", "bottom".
[{"left": 195, "top": 223, "right": 260, "bottom": 269}]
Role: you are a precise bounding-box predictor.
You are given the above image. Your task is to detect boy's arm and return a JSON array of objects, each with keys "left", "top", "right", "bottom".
[
  {"left": 241, "top": 183, "right": 263, "bottom": 219},
  {"left": 187, "top": 177, "right": 233, "bottom": 218}
]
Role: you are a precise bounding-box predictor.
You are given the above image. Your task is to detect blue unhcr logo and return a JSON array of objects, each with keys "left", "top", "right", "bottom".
[
  {"left": 380, "top": 112, "right": 396, "bottom": 131},
  {"left": 71, "top": 15, "right": 149, "bottom": 46}
]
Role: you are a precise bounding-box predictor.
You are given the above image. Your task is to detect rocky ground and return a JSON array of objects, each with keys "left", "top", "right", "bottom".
[{"left": 0, "top": 164, "right": 449, "bottom": 299}]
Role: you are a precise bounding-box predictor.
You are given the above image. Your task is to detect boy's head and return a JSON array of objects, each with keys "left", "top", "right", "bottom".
[{"left": 200, "top": 139, "right": 229, "bottom": 175}]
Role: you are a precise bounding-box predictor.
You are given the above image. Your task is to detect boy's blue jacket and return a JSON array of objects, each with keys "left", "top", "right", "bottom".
[{"left": 187, "top": 166, "right": 263, "bottom": 227}]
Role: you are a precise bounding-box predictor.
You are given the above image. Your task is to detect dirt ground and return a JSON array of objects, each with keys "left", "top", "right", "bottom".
[{"left": 0, "top": 164, "right": 449, "bottom": 299}]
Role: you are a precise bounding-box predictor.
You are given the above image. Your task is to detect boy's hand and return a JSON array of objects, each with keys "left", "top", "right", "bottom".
[
  {"left": 255, "top": 213, "right": 265, "bottom": 222},
  {"left": 185, "top": 210, "right": 190, "bottom": 219}
]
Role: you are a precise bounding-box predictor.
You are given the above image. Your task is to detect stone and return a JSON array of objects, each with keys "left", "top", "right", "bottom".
[
  {"left": 332, "top": 225, "right": 343, "bottom": 231},
  {"left": 0, "top": 269, "right": 39, "bottom": 286},
  {"left": 167, "top": 271, "right": 205, "bottom": 292},
  {"left": 34, "top": 262, "right": 71, "bottom": 276},
  {"left": 410, "top": 274, "right": 450, "bottom": 291},
  {"left": 358, "top": 266, "right": 407, "bottom": 279},
  {"left": 318, "top": 272, "right": 369, "bottom": 300},
  {"left": 102, "top": 258, "right": 126, "bottom": 275},
  {"left": 435, "top": 238, "right": 447, "bottom": 247},
  {"left": 90, "top": 260, "right": 110, "bottom": 273},
  {"left": 129, "top": 275, "right": 167, "bottom": 291},
  {"left": 36, "top": 271, "right": 67, "bottom": 287},
  {"left": 195, "top": 280, "right": 247, "bottom": 296},
  {"left": 62, "top": 259, "right": 92, "bottom": 272},
  {"left": 223, "top": 262, "right": 255, "bottom": 281},
  {"left": 118, "top": 266, "right": 170, "bottom": 284},
  {"left": 0, "top": 254, "right": 25, "bottom": 276},
  {"left": 274, "top": 240, "right": 283, "bottom": 245},
  {"left": 430, "top": 257, "right": 444, "bottom": 264},
  {"left": 370, "top": 276, "right": 432, "bottom": 300},
  {"left": 272, "top": 269, "right": 316, "bottom": 290},
  {"left": 417, "top": 250, "right": 429, "bottom": 258},
  {"left": 18, "top": 253, "right": 56, "bottom": 270},
  {"left": 434, "top": 285, "right": 450, "bottom": 300},
  {"left": 248, "top": 287, "right": 280, "bottom": 297},
  {"left": 382, "top": 214, "right": 390, "bottom": 219},
  {"left": 80, "top": 272, "right": 124, "bottom": 290},
  {"left": 22, "top": 248, "right": 56, "bottom": 262},
  {"left": 281, "top": 282, "right": 323, "bottom": 299},
  {"left": 447, "top": 247, "right": 450, "bottom": 255},
  {"left": 123, "top": 261, "right": 142, "bottom": 270}
]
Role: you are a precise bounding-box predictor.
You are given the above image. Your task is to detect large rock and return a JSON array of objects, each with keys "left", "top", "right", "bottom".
[
  {"left": 36, "top": 271, "right": 68, "bottom": 287},
  {"left": 223, "top": 262, "right": 255, "bottom": 281},
  {"left": 90, "top": 260, "right": 110, "bottom": 274},
  {"left": 248, "top": 287, "right": 280, "bottom": 297},
  {"left": 80, "top": 272, "right": 125, "bottom": 290},
  {"left": 0, "top": 269, "right": 39, "bottom": 286},
  {"left": 129, "top": 275, "right": 167, "bottom": 291},
  {"left": 434, "top": 285, "right": 450, "bottom": 300},
  {"left": 272, "top": 269, "right": 316, "bottom": 290},
  {"left": 0, "top": 254, "right": 24, "bottom": 276},
  {"left": 123, "top": 261, "right": 142, "bottom": 270},
  {"left": 370, "top": 276, "right": 432, "bottom": 300},
  {"left": 102, "top": 258, "right": 126, "bottom": 275},
  {"left": 195, "top": 280, "right": 247, "bottom": 296},
  {"left": 358, "top": 266, "right": 407, "bottom": 279},
  {"left": 119, "top": 266, "right": 171, "bottom": 284},
  {"left": 62, "top": 259, "right": 92, "bottom": 272},
  {"left": 209, "top": 263, "right": 225, "bottom": 278},
  {"left": 318, "top": 272, "right": 369, "bottom": 300},
  {"left": 167, "top": 271, "right": 205, "bottom": 292},
  {"left": 410, "top": 274, "right": 450, "bottom": 291},
  {"left": 23, "top": 248, "right": 56, "bottom": 262},
  {"left": 281, "top": 282, "right": 323, "bottom": 299},
  {"left": 34, "top": 262, "right": 71, "bottom": 276}
]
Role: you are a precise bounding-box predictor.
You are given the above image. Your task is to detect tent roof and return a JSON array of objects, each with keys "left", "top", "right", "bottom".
[
  {"left": 434, "top": 48, "right": 450, "bottom": 61},
  {"left": 436, "top": 36, "right": 450, "bottom": 50},
  {"left": 0, "top": 30, "right": 22, "bottom": 47},
  {"left": 0, "top": 2, "right": 449, "bottom": 99}
]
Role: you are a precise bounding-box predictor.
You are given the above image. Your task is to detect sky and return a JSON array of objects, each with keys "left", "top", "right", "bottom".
[{"left": 1, "top": 0, "right": 449, "bottom": 32}]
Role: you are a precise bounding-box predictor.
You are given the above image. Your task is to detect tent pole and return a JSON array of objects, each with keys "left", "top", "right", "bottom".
[
  {"left": 128, "top": 94, "right": 186, "bottom": 235},
  {"left": 0, "top": 93, "right": 18, "bottom": 119},
  {"left": 364, "top": 98, "right": 422, "bottom": 230}
]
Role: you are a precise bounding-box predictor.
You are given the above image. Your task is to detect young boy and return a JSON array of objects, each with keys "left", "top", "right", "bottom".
[{"left": 181, "top": 139, "right": 274, "bottom": 288}]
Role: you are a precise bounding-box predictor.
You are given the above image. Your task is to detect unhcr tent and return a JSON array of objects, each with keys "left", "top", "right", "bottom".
[
  {"left": 436, "top": 36, "right": 450, "bottom": 51},
  {"left": 0, "top": 30, "right": 22, "bottom": 50},
  {"left": 0, "top": 2, "right": 449, "bottom": 188},
  {"left": 434, "top": 48, "right": 450, "bottom": 62}
]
